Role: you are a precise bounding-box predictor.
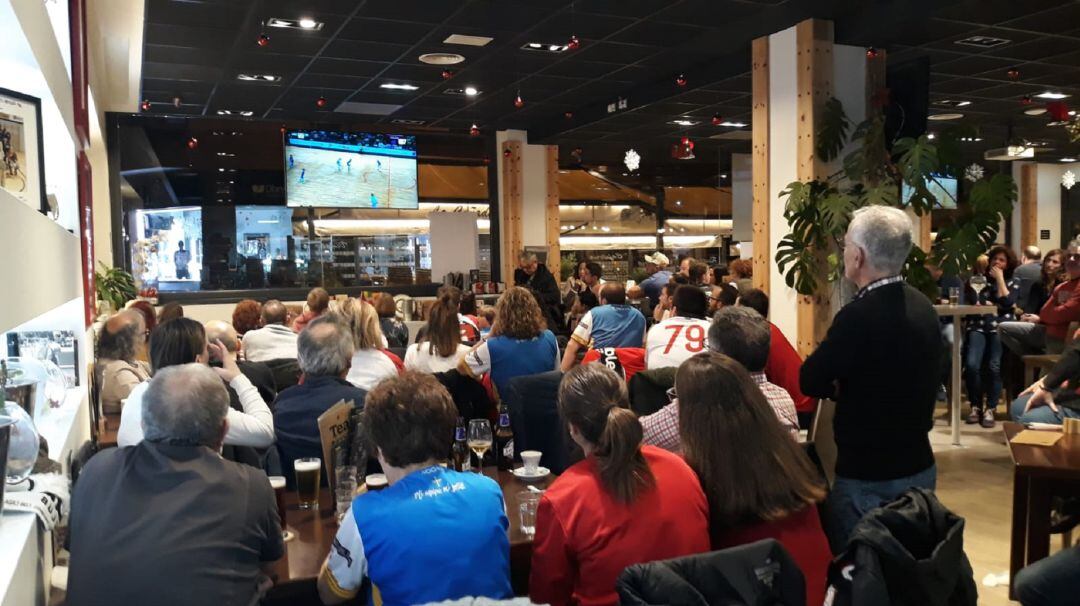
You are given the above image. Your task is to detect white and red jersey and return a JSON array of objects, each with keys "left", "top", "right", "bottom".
[{"left": 645, "top": 316, "right": 711, "bottom": 369}]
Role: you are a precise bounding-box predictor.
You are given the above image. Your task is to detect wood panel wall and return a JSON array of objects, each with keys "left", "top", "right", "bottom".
[
  {"left": 751, "top": 36, "right": 770, "bottom": 294},
  {"left": 544, "top": 145, "right": 561, "bottom": 282},
  {"left": 794, "top": 18, "right": 834, "bottom": 357},
  {"left": 1021, "top": 163, "right": 1038, "bottom": 249},
  {"left": 501, "top": 141, "right": 523, "bottom": 282}
]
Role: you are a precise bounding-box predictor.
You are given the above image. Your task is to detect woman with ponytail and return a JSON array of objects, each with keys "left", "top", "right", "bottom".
[
  {"left": 404, "top": 288, "right": 472, "bottom": 373},
  {"left": 529, "top": 364, "right": 709, "bottom": 606},
  {"left": 678, "top": 352, "right": 830, "bottom": 605}
]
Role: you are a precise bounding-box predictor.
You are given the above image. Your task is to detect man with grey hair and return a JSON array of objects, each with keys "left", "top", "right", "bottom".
[
  {"left": 800, "top": 205, "right": 941, "bottom": 552},
  {"left": 514, "top": 249, "right": 562, "bottom": 330},
  {"left": 67, "top": 364, "right": 284, "bottom": 606},
  {"left": 273, "top": 316, "right": 367, "bottom": 487},
  {"left": 95, "top": 309, "right": 150, "bottom": 414},
  {"left": 708, "top": 306, "right": 799, "bottom": 438},
  {"left": 1013, "top": 245, "right": 1043, "bottom": 313},
  {"left": 241, "top": 299, "right": 299, "bottom": 363},
  {"left": 205, "top": 320, "right": 277, "bottom": 405}
]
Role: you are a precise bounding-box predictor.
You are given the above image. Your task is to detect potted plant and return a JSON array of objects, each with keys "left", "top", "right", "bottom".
[
  {"left": 775, "top": 97, "right": 1016, "bottom": 301},
  {"left": 94, "top": 262, "right": 137, "bottom": 316}
]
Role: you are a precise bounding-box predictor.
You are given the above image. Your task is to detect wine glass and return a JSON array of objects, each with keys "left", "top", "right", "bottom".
[
  {"left": 467, "top": 419, "right": 493, "bottom": 473},
  {"left": 970, "top": 275, "right": 987, "bottom": 301}
]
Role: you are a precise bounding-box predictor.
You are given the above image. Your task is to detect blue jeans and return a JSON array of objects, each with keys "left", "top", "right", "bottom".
[
  {"left": 1014, "top": 545, "right": 1080, "bottom": 606},
  {"left": 1010, "top": 394, "right": 1080, "bottom": 424},
  {"left": 825, "top": 465, "right": 937, "bottom": 553},
  {"left": 964, "top": 330, "right": 1002, "bottom": 411}
]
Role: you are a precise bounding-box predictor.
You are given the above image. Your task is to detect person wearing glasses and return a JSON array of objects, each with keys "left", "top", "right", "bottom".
[{"left": 1000, "top": 241, "right": 1080, "bottom": 357}]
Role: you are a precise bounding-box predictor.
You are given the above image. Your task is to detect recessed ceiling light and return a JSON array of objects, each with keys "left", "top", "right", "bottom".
[
  {"left": 933, "top": 99, "right": 971, "bottom": 108},
  {"left": 1025, "top": 107, "right": 1048, "bottom": 116},
  {"left": 419, "top": 52, "right": 466, "bottom": 65},
  {"left": 464, "top": 86, "right": 479, "bottom": 96},
  {"left": 237, "top": 73, "right": 281, "bottom": 82},
  {"left": 444, "top": 34, "right": 493, "bottom": 47},
  {"left": 928, "top": 113, "right": 964, "bottom": 121},
  {"left": 391, "top": 118, "right": 427, "bottom": 126},
  {"left": 1036, "top": 91, "right": 1070, "bottom": 100},
  {"left": 1061, "top": 158, "right": 1077, "bottom": 162},
  {"left": 216, "top": 110, "right": 253, "bottom": 116},
  {"left": 927, "top": 133, "right": 936, "bottom": 139},
  {"left": 380, "top": 83, "right": 419, "bottom": 91},
  {"left": 718, "top": 121, "right": 747, "bottom": 127},
  {"left": 265, "top": 17, "right": 323, "bottom": 31},
  {"left": 955, "top": 35, "right": 1010, "bottom": 48},
  {"left": 520, "top": 42, "right": 568, "bottom": 53},
  {"left": 670, "top": 119, "right": 698, "bottom": 126}
]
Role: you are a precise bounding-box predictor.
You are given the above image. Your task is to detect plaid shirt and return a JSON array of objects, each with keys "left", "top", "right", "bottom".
[
  {"left": 640, "top": 371, "right": 800, "bottom": 453},
  {"left": 852, "top": 275, "right": 905, "bottom": 302}
]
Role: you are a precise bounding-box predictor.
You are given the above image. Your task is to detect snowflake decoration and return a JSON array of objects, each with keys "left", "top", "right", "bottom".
[
  {"left": 1064, "top": 170, "right": 1076, "bottom": 190},
  {"left": 964, "top": 163, "right": 985, "bottom": 182},
  {"left": 624, "top": 148, "right": 641, "bottom": 172}
]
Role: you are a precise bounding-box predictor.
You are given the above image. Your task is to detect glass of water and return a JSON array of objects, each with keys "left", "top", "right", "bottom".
[{"left": 518, "top": 492, "right": 540, "bottom": 537}]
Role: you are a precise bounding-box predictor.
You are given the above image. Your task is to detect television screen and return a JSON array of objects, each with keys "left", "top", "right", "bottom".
[
  {"left": 285, "top": 130, "right": 418, "bottom": 209},
  {"left": 902, "top": 174, "right": 957, "bottom": 209}
]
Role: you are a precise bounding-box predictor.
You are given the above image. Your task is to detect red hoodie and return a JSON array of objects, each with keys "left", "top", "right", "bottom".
[{"left": 766, "top": 322, "right": 816, "bottom": 414}]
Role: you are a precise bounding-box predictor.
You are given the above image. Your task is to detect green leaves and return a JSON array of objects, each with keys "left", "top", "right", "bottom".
[
  {"left": 817, "top": 97, "right": 851, "bottom": 162},
  {"left": 94, "top": 262, "right": 137, "bottom": 313},
  {"left": 969, "top": 173, "right": 1017, "bottom": 217},
  {"left": 895, "top": 135, "right": 940, "bottom": 215}
]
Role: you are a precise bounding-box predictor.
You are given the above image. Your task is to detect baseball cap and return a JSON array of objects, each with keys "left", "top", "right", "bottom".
[{"left": 644, "top": 252, "right": 669, "bottom": 266}]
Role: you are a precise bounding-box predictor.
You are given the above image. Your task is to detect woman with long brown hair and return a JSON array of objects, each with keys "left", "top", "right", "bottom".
[
  {"left": 678, "top": 352, "right": 830, "bottom": 605},
  {"left": 335, "top": 298, "right": 399, "bottom": 391},
  {"left": 530, "top": 364, "right": 709, "bottom": 606},
  {"left": 404, "top": 288, "right": 471, "bottom": 373},
  {"left": 1026, "top": 248, "right": 1065, "bottom": 314},
  {"left": 459, "top": 286, "right": 559, "bottom": 399},
  {"left": 964, "top": 245, "right": 1022, "bottom": 427}
]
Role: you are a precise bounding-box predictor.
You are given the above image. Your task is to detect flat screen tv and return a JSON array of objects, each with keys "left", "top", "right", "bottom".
[
  {"left": 902, "top": 174, "right": 958, "bottom": 209},
  {"left": 284, "top": 130, "right": 418, "bottom": 209}
]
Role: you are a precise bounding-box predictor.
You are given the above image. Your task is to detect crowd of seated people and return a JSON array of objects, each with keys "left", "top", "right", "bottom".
[{"left": 83, "top": 209, "right": 1080, "bottom": 606}]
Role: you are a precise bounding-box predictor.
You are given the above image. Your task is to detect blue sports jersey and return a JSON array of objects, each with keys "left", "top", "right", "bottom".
[
  {"left": 571, "top": 304, "right": 646, "bottom": 350},
  {"left": 324, "top": 465, "right": 511, "bottom": 606}
]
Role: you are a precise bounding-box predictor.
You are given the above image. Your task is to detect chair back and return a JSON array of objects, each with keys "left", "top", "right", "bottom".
[
  {"left": 263, "top": 358, "right": 302, "bottom": 391},
  {"left": 808, "top": 399, "right": 837, "bottom": 487},
  {"left": 87, "top": 361, "right": 100, "bottom": 443},
  {"left": 628, "top": 367, "right": 677, "bottom": 417},
  {"left": 504, "top": 370, "right": 582, "bottom": 474}
]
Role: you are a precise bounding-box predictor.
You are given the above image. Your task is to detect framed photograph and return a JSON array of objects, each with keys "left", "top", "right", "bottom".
[
  {"left": 0, "top": 87, "right": 47, "bottom": 214},
  {"left": 6, "top": 330, "right": 80, "bottom": 387}
]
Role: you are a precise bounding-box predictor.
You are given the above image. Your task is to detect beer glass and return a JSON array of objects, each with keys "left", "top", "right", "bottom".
[
  {"left": 268, "top": 475, "right": 288, "bottom": 531},
  {"left": 294, "top": 457, "right": 322, "bottom": 510}
]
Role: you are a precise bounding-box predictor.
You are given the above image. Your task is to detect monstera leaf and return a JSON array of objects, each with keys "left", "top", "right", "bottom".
[
  {"left": 817, "top": 97, "right": 851, "bottom": 162},
  {"left": 895, "top": 135, "right": 940, "bottom": 215}
]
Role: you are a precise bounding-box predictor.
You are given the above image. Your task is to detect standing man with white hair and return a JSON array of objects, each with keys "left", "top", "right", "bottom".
[
  {"left": 800, "top": 205, "right": 941, "bottom": 551},
  {"left": 67, "top": 364, "right": 284, "bottom": 606}
]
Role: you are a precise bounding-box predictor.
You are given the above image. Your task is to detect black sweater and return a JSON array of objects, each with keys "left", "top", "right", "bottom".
[{"left": 801, "top": 281, "right": 941, "bottom": 481}]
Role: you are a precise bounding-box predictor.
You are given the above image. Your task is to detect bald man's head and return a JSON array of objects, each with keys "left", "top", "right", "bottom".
[
  {"left": 98, "top": 310, "right": 145, "bottom": 361},
  {"left": 599, "top": 282, "right": 627, "bottom": 305},
  {"left": 261, "top": 300, "right": 287, "bottom": 325},
  {"left": 204, "top": 320, "right": 239, "bottom": 353},
  {"left": 105, "top": 309, "right": 144, "bottom": 335}
]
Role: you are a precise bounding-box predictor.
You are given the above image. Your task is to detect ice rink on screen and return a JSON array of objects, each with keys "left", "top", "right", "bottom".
[{"left": 286, "top": 145, "right": 418, "bottom": 209}]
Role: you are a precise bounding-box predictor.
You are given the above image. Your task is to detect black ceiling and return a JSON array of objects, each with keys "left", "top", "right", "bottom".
[{"left": 139, "top": 0, "right": 1080, "bottom": 177}]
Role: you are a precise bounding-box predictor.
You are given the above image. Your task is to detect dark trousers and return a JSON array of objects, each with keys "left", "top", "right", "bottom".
[{"left": 964, "top": 330, "right": 1002, "bottom": 411}]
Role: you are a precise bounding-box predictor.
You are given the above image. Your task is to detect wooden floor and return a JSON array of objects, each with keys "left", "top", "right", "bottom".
[{"left": 930, "top": 405, "right": 1063, "bottom": 606}]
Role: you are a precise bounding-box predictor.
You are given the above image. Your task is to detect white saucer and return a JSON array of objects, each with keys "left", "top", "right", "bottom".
[{"left": 512, "top": 466, "right": 551, "bottom": 481}]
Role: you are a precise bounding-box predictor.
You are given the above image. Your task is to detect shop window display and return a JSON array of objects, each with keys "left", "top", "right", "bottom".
[{"left": 129, "top": 207, "right": 203, "bottom": 292}]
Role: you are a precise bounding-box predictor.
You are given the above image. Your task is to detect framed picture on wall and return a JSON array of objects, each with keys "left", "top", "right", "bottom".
[{"left": 0, "top": 87, "right": 47, "bottom": 215}]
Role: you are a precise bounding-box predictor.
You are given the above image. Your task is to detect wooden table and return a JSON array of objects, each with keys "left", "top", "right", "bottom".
[
  {"left": 934, "top": 304, "right": 990, "bottom": 446},
  {"left": 1005, "top": 421, "right": 1080, "bottom": 599},
  {"left": 266, "top": 467, "right": 552, "bottom": 602}
]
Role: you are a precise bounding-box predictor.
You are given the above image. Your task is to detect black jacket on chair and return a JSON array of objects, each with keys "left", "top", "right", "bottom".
[
  {"left": 617, "top": 539, "right": 806, "bottom": 606},
  {"left": 826, "top": 488, "right": 977, "bottom": 606},
  {"left": 433, "top": 369, "right": 493, "bottom": 421},
  {"left": 628, "top": 367, "right": 677, "bottom": 417},
  {"left": 503, "top": 370, "right": 582, "bottom": 475}
]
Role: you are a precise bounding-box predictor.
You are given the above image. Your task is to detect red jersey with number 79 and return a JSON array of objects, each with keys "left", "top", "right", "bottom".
[{"left": 644, "top": 316, "right": 711, "bottom": 369}]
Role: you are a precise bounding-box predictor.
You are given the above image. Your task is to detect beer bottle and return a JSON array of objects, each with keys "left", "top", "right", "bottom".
[
  {"left": 452, "top": 416, "right": 471, "bottom": 472},
  {"left": 495, "top": 404, "right": 514, "bottom": 471}
]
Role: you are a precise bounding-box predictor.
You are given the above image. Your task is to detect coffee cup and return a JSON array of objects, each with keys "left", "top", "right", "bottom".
[{"left": 521, "top": 450, "right": 542, "bottom": 474}]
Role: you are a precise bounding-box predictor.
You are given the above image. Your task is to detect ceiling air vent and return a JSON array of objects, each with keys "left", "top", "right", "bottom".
[{"left": 955, "top": 35, "right": 1010, "bottom": 49}]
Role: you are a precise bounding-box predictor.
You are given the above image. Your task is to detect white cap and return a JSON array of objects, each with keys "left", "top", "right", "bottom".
[{"left": 644, "top": 251, "right": 669, "bottom": 266}]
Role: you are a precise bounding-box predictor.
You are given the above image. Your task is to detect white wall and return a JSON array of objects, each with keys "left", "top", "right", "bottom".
[
  {"left": 767, "top": 25, "right": 800, "bottom": 342},
  {"left": 731, "top": 153, "right": 752, "bottom": 242}
]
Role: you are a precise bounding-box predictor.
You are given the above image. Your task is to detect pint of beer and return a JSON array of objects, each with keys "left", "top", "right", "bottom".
[
  {"left": 269, "top": 475, "right": 287, "bottom": 529},
  {"left": 294, "top": 458, "right": 322, "bottom": 510}
]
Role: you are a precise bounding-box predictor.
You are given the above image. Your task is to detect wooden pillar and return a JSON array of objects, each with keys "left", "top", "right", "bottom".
[
  {"left": 544, "top": 145, "right": 561, "bottom": 283},
  {"left": 501, "top": 141, "right": 523, "bottom": 282},
  {"left": 1020, "top": 163, "right": 1038, "bottom": 248},
  {"left": 794, "top": 18, "right": 834, "bottom": 357},
  {"left": 751, "top": 36, "right": 770, "bottom": 293}
]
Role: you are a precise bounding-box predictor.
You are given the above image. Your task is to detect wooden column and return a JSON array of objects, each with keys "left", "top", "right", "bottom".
[
  {"left": 501, "top": 141, "right": 524, "bottom": 283},
  {"left": 1020, "top": 163, "right": 1038, "bottom": 248},
  {"left": 544, "top": 145, "right": 561, "bottom": 283},
  {"left": 751, "top": 36, "right": 770, "bottom": 294},
  {"left": 794, "top": 18, "right": 834, "bottom": 357}
]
